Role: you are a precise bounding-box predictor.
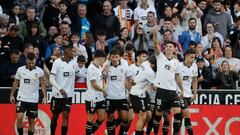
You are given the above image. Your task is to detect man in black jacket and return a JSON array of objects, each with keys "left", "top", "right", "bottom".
[
  {"left": 93, "top": 0, "right": 120, "bottom": 40},
  {"left": 196, "top": 56, "right": 212, "bottom": 89}
]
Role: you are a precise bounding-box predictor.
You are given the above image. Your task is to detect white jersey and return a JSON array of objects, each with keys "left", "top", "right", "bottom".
[
  {"left": 129, "top": 63, "right": 142, "bottom": 80},
  {"left": 130, "top": 61, "right": 155, "bottom": 98},
  {"left": 134, "top": 5, "right": 156, "bottom": 25},
  {"left": 51, "top": 58, "right": 79, "bottom": 98},
  {"left": 15, "top": 66, "right": 44, "bottom": 103},
  {"left": 86, "top": 63, "right": 105, "bottom": 102},
  {"left": 106, "top": 61, "right": 132, "bottom": 100},
  {"left": 154, "top": 53, "right": 180, "bottom": 91},
  {"left": 177, "top": 62, "right": 198, "bottom": 97}
]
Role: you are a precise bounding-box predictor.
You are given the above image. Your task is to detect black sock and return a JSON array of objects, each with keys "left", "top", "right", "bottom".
[
  {"left": 162, "top": 120, "right": 170, "bottom": 135},
  {"left": 119, "top": 120, "right": 128, "bottom": 135},
  {"left": 86, "top": 121, "right": 93, "bottom": 135},
  {"left": 135, "top": 130, "right": 144, "bottom": 135},
  {"left": 28, "top": 130, "right": 34, "bottom": 135},
  {"left": 17, "top": 128, "right": 23, "bottom": 135},
  {"left": 107, "top": 121, "right": 115, "bottom": 135},
  {"left": 146, "top": 117, "right": 154, "bottom": 135},
  {"left": 51, "top": 114, "right": 59, "bottom": 135},
  {"left": 114, "top": 118, "right": 122, "bottom": 127},
  {"left": 173, "top": 113, "right": 182, "bottom": 135},
  {"left": 62, "top": 126, "right": 68, "bottom": 135},
  {"left": 185, "top": 118, "right": 194, "bottom": 135},
  {"left": 92, "top": 119, "right": 103, "bottom": 133},
  {"left": 153, "top": 115, "right": 161, "bottom": 134}
]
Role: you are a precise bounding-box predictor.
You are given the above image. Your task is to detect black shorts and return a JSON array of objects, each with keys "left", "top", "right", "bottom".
[
  {"left": 180, "top": 97, "right": 192, "bottom": 109},
  {"left": 50, "top": 97, "right": 72, "bottom": 114},
  {"left": 130, "top": 94, "right": 147, "bottom": 113},
  {"left": 106, "top": 99, "right": 129, "bottom": 114},
  {"left": 145, "top": 92, "right": 152, "bottom": 111},
  {"left": 155, "top": 88, "right": 180, "bottom": 112},
  {"left": 85, "top": 100, "right": 106, "bottom": 114},
  {"left": 16, "top": 100, "right": 38, "bottom": 119}
]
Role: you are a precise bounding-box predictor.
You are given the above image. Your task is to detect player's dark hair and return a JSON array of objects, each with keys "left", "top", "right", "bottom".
[
  {"left": 188, "top": 17, "right": 196, "bottom": 23},
  {"left": 77, "top": 55, "right": 86, "bottom": 62},
  {"left": 164, "top": 17, "right": 172, "bottom": 22},
  {"left": 188, "top": 41, "right": 197, "bottom": 47},
  {"left": 110, "top": 49, "right": 121, "bottom": 56},
  {"left": 59, "top": 0, "right": 68, "bottom": 6},
  {"left": 165, "top": 41, "right": 176, "bottom": 48},
  {"left": 213, "top": 0, "right": 222, "bottom": 4},
  {"left": 23, "top": 43, "right": 33, "bottom": 50},
  {"left": 95, "top": 50, "right": 106, "bottom": 58},
  {"left": 185, "top": 48, "right": 196, "bottom": 56},
  {"left": 112, "top": 45, "right": 124, "bottom": 56},
  {"left": 125, "top": 43, "right": 135, "bottom": 51},
  {"left": 27, "top": 52, "right": 36, "bottom": 60},
  {"left": 63, "top": 45, "right": 73, "bottom": 52},
  {"left": 136, "top": 50, "right": 148, "bottom": 57},
  {"left": 147, "top": 11, "right": 155, "bottom": 16}
]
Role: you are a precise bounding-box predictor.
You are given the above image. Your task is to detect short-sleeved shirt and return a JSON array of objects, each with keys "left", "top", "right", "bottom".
[
  {"left": 51, "top": 58, "right": 79, "bottom": 98},
  {"left": 177, "top": 62, "right": 198, "bottom": 97},
  {"left": 130, "top": 61, "right": 155, "bottom": 98},
  {"left": 154, "top": 53, "right": 180, "bottom": 91},
  {"left": 106, "top": 61, "right": 132, "bottom": 100},
  {"left": 15, "top": 66, "right": 44, "bottom": 103},
  {"left": 85, "top": 62, "right": 105, "bottom": 102},
  {"left": 134, "top": 5, "right": 156, "bottom": 25}
]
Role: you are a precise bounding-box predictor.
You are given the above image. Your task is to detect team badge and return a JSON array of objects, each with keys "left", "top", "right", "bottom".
[{"left": 35, "top": 73, "right": 38, "bottom": 78}]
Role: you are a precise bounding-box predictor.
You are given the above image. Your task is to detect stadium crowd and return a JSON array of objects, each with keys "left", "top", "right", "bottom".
[{"left": 0, "top": 0, "right": 240, "bottom": 135}]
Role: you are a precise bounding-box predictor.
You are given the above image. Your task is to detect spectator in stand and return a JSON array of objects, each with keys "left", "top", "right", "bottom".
[
  {"left": 75, "top": 55, "right": 87, "bottom": 88},
  {"left": 172, "top": 13, "right": 184, "bottom": 41},
  {"left": 45, "top": 33, "right": 63, "bottom": 60},
  {"left": 19, "top": 43, "right": 33, "bottom": 65},
  {"left": 119, "top": 27, "right": 131, "bottom": 43},
  {"left": 1, "top": 49, "right": 22, "bottom": 87},
  {"left": 132, "top": 24, "right": 148, "bottom": 51},
  {"left": 204, "top": 37, "right": 223, "bottom": 65},
  {"left": 13, "top": 0, "right": 36, "bottom": 15},
  {"left": 124, "top": 43, "right": 135, "bottom": 65},
  {"left": 93, "top": 0, "right": 120, "bottom": 40},
  {"left": 9, "top": 4, "right": 22, "bottom": 25},
  {"left": 94, "top": 30, "right": 109, "bottom": 54},
  {"left": 215, "top": 60, "right": 239, "bottom": 89},
  {"left": 233, "top": 39, "right": 240, "bottom": 59},
  {"left": 201, "top": 22, "right": 224, "bottom": 51},
  {"left": 179, "top": 18, "right": 202, "bottom": 53},
  {"left": 81, "top": 32, "right": 95, "bottom": 67},
  {"left": 143, "top": 11, "right": 159, "bottom": 53},
  {"left": 59, "top": 21, "right": 71, "bottom": 46},
  {"left": 18, "top": 6, "right": 47, "bottom": 40},
  {"left": 213, "top": 45, "right": 240, "bottom": 77},
  {"left": 71, "top": 4, "right": 90, "bottom": 40},
  {"left": 159, "top": 17, "right": 178, "bottom": 41},
  {"left": 42, "top": 0, "right": 60, "bottom": 30},
  {"left": 24, "top": 22, "right": 45, "bottom": 57},
  {"left": 156, "top": 0, "right": 182, "bottom": 19},
  {"left": 196, "top": 56, "right": 212, "bottom": 89},
  {"left": 0, "top": 37, "right": 10, "bottom": 66},
  {"left": 57, "top": 1, "right": 71, "bottom": 27},
  {"left": 204, "top": 0, "right": 232, "bottom": 39},
  {"left": 180, "top": 0, "right": 203, "bottom": 34},
  {"left": 0, "top": 14, "right": 10, "bottom": 37},
  {"left": 234, "top": 0, "right": 240, "bottom": 18},
  {"left": 46, "top": 26, "right": 58, "bottom": 45},
  {"left": 33, "top": 46, "right": 44, "bottom": 68},
  {"left": 133, "top": 0, "right": 156, "bottom": 25},
  {"left": 70, "top": 33, "right": 88, "bottom": 60},
  {"left": 229, "top": 16, "right": 240, "bottom": 47},
  {"left": 113, "top": 0, "right": 134, "bottom": 31},
  {"left": 45, "top": 46, "right": 61, "bottom": 72},
  {"left": 1, "top": 25, "right": 23, "bottom": 51}
]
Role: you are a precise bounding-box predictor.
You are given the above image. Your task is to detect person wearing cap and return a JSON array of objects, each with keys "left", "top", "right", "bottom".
[
  {"left": 196, "top": 56, "right": 212, "bottom": 90},
  {"left": 1, "top": 25, "right": 23, "bottom": 51}
]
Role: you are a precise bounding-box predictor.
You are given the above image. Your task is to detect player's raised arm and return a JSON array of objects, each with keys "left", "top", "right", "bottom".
[{"left": 153, "top": 27, "right": 160, "bottom": 55}]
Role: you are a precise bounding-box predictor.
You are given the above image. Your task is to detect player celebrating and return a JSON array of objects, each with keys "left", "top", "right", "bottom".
[
  {"left": 10, "top": 52, "right": 47, "bottom": 135},
  {"left": 130, "top": 55, "right": 157, "bottom": 135},
  {"left": 49, "top": 46, "right": 80, "bottom": 135},
  {"left": 85, "top": 50, "right": 107, "bottom": 135},
  {"left": 152, "top": 29, "right": 184, "bottom": 135},
  {"left": 105, "top": 49, "right": 132, "bottom": 135},
  {"left": 178, "top": 49, "right": 198, "bottom": 135}
]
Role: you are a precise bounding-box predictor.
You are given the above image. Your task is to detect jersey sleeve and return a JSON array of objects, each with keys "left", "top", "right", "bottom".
[
  {"left": 146, "top": 70, "right": 155, "bottom": 84},
  {"left": 175, "top": 62, "right": 180, "bottom": 74},
  {"left": 51, "top": 60, "right": 59, "bottom": 75},
  {"left": 193, "top": 64, "right": 198, "bottom": 78},
  {"left": 15, "top": 68, "right": 21, "bottom": 80},
  {"left": 39, "top": 69, "right": 44, "bottom": 78},
  {"left": 125, "top": 66, "right": 133, "bottom": 78}
]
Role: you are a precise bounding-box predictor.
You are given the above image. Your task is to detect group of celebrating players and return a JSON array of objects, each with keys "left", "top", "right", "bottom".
[{"left": 10, "top": 30, "right": 198, "bottom": 135}]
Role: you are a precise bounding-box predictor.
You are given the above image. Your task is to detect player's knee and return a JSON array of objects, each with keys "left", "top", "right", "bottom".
[
  {"left": 98, "top": 116, "right": 105, "bottom": 123},
  {"left": 128, "top": 111, "right": 135, "bottom": 121},
  {"left": 107, "top": 113, "right": 115, "bottom": 121},
  {"left": 17, "top": 113, "right": 24, "bottom": 121},
  {"left": 172, "top": 107, "right": 181, "bottom": 114},
  {"left": 87, "top": 114, "right": 95, "bottom": 122}
]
